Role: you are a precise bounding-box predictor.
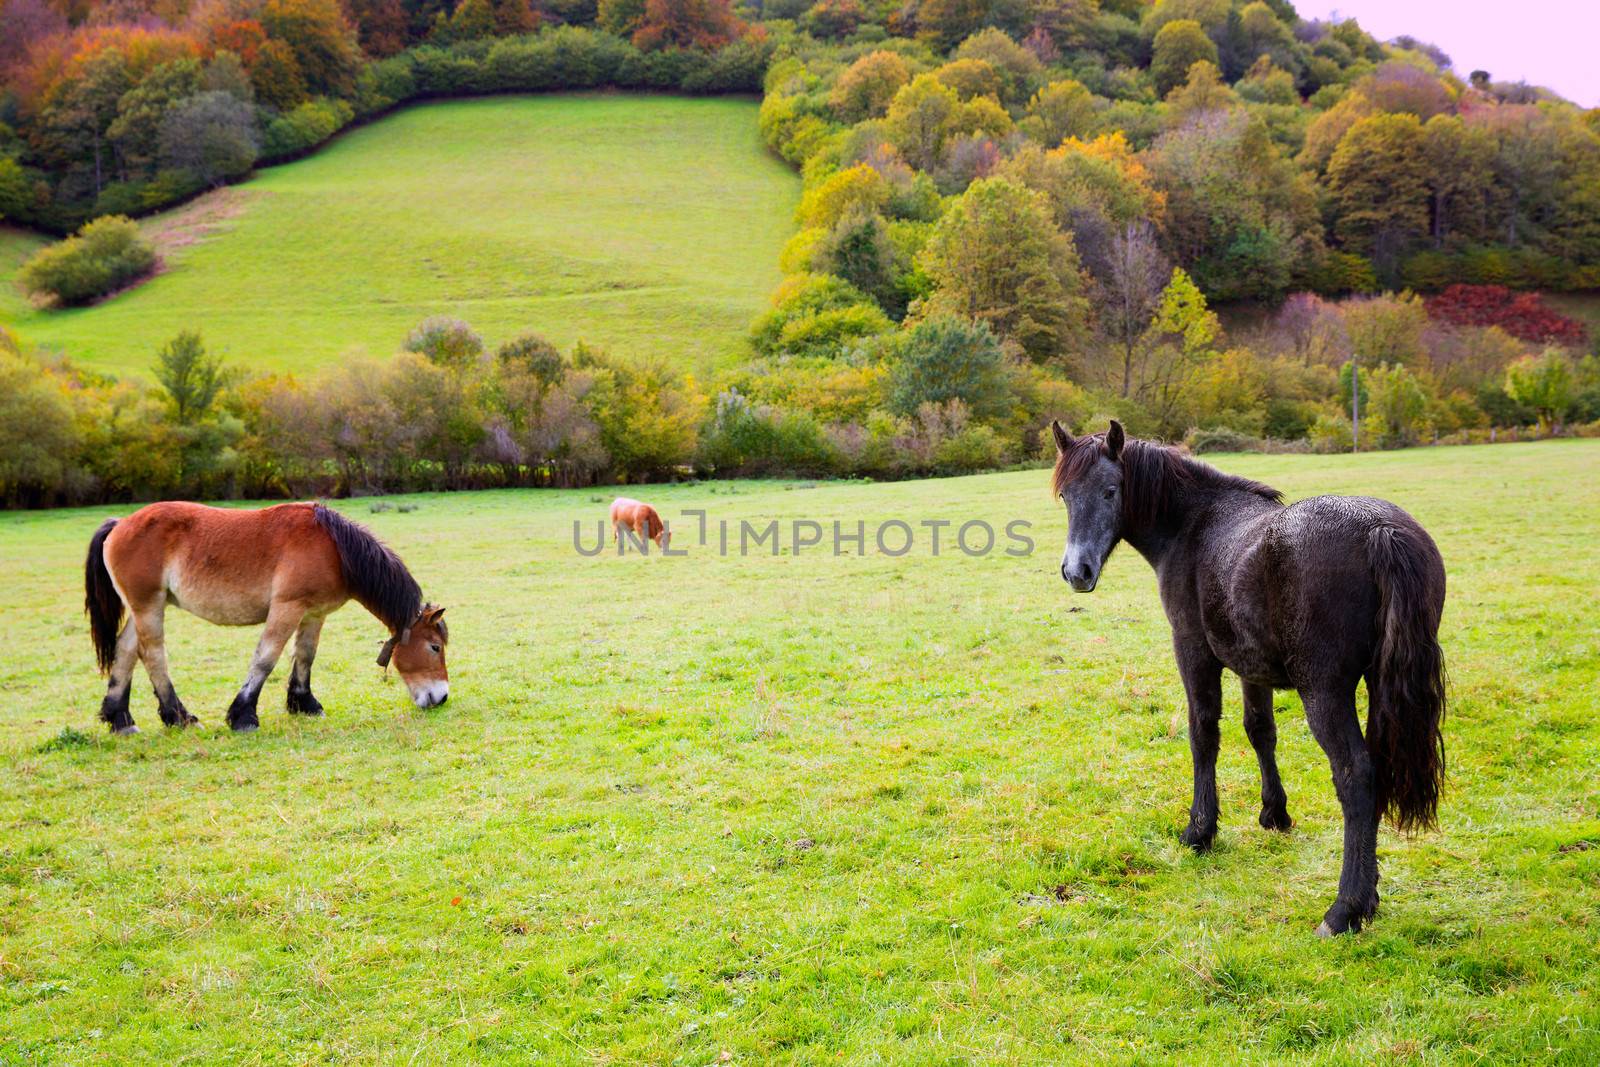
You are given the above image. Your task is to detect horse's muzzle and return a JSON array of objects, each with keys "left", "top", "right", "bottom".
[
  {"left": 1063, "top": 561, "right": 1098, "bottom": 592},
  {"left": 410, "top": 681, "right": 450, "bottom": 708}
]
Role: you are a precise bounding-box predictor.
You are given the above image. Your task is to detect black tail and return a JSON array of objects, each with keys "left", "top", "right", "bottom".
[
  {"left": 1366, "top": 523, "right": 1447, "bottom": 832},
  {"left": 85, "top": 518, "right": 124, "bottom": 675}
]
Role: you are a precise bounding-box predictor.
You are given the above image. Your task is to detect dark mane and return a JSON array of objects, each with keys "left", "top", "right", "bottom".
[
  {"left": 1052, "top": 433, "right": 1282, "bottom": 527},
  {"left": 313, "top": 505, "right": 423, "bottom": 634}
]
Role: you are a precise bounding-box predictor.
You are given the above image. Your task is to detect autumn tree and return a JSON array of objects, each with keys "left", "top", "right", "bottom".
[
  {"left": 260, "top": 0, "right": 364, "bottom": 98},
  {"left": 829, "top": 50, "right": 911, "bottom": 123},
  {"left": 1019, "top": 79, "right": 1095, "bottom": 146},
  {"left": 631, "top": 0, "right": 744, "bottom": 51},
  {"left": 1326, "top": 112, "right": 1429, "bottom": 268}
]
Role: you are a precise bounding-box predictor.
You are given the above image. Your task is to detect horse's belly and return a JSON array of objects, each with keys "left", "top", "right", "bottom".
[
  {"left": 1205, "top": 628, "right": 1291, "bottom": 688},
  {"left": 166, "top": 568, "right": 270, "bottom": 626}
]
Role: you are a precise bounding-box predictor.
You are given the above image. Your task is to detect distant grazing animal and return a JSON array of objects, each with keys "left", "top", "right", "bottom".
[
  {"left": 84, "top": 502, "right": 450, "bottom": 734},
  {"left": 610, "top": 497, "right": 671, "bottom": 552},
  {"left": 1050, "top": 420, "right": 1446, "bottom": 936}
]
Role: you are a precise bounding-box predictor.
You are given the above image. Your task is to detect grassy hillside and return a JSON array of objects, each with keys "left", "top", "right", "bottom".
[
  {"left": 0, "top": 94, "right": 797, "bottom": 378},
  {"left": 2, "top": 441, "right": 1598, "bottom": 1061}
]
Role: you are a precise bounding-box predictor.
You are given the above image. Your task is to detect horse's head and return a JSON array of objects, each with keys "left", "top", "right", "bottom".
[
  {"left": 1051, "top": 419, "right": 1125, "bottom": 593},
  {"left": 378, "top": 604, "right": 450, "bottom": 708}
]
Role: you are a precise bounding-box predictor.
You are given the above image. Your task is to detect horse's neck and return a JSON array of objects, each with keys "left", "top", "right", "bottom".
[{"left": 1124, "top": 486, "right": 1267, "bottom": 570}]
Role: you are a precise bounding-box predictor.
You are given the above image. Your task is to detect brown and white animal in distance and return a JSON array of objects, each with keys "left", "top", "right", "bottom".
[
  {"left": 84, "top": 501, "right": 450, "bottom": 734},
  {"left": 609, "top": 497, "right": 671, "bottom": 552}
]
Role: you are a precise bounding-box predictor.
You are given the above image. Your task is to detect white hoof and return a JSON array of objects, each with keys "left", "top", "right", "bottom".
[
  {"left": 1315, "top": 920, "right": 1335, "bottom": 938},
  {"left": 113, "top": 725, "right": 140, "bottom": 736}
]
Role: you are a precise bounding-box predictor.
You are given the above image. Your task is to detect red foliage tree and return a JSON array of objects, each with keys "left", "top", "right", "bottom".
[
  {"left": 631, "top": 0, "right": 743, "bottom": 51},
  {"left": 1425, "top": 285, "right": 1588, "bottom": 346}
]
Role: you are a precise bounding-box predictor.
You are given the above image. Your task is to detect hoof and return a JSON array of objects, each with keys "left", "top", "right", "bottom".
[
  {"left": 287, "top": 690, "right": 324, "bottom": 716},
  {"left": 1258, "top": 807, "right": 1293, "bottom": 832},
  {"left": 1179, "top": 825, "right": 1215, "bottom": 853},
  {"left": 1316, "top": 920, "right": 1335, "bottom": 938},
  {"left": 112, "top": 724, "right": 140, "bottom": 736},
  {"left": 231, "top": 720, "right": 259, "bottom": 734}
]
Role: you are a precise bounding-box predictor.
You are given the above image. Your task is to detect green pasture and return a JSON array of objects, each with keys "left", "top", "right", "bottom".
[
  {"left": 0, "top": 94, "right": 796, "bottom": 378},
  {"left": 2, "top": 441, "right": 1598, "bottom": 1062}
]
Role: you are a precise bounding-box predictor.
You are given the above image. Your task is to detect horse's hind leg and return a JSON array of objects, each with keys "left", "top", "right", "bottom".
[
  {"left": 1177, "top": 645, "right": 1224, "bottom": 852},
  {"left": 100, "top": 622, "right": 142, "bottom": 734},
  {"left": 286, "top": 614, "right": 326, "bottom": 716},
  {"left": 228, "top": 603, "right": 304, "bottom": 733},
  {"left": 1303, "top": 687, "right": 1380, "bottom": 936},
  {"left": 1243, "top": 682, "right": 1292, "bottom": 831},
  {"left": 132, "top": 602, "right": 196, "bottom": 728}
]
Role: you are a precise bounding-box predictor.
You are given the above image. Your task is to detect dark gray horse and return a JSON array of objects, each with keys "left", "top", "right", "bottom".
[{"left": 1050, "top": 420, "right": 1446, "bottom": 935}]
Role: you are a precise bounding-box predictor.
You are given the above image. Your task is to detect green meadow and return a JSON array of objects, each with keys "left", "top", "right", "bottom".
[
  {"left": 2, "top": 440, "right": 1598, "bottom": 1062},
  {"left": 0, "top": 94, "right": 797, "bottom": 378}
]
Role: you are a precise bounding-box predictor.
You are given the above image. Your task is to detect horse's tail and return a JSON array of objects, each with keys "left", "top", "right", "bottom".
[
  {"left": 1365, "top": 522, "right": 1447, "bottom": 832},
  {"left": 85, "top": 518, "right": 124, "bottom": 675}
]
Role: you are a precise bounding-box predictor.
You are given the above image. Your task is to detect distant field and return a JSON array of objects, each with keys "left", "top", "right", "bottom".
[
  {"left": 0, "top": 94, "right": 797, "bottom": 378},
  {"left": 2, "top": 441, "right": 1597, "bottom": 1061}
]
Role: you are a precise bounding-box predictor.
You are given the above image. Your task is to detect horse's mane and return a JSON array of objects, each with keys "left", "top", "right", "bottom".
[
  {"left": 313, "top": 505, "right": 423, "bottom": 634},
  {"left": 1052, "top": 433, "right": 1282, "bottom": 527}
]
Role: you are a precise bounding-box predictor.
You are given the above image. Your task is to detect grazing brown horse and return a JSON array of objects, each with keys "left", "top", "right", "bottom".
[
  {"left": 610, "top": 497, "right": 671, "bottom": 552},
  {"left": 1050, "top": 420, "right": 1446, "bottom": 935},
  {"left": 85, "top": 502, "right": 449, "bottom": 734}
]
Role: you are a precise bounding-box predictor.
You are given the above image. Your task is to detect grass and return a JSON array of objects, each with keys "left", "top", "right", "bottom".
[
  {"left": 0, "top": 94, "right": 797, "bottom": 378},
  {"left": 2, "top": 441, "right": 1598, "bottom": 1062}
]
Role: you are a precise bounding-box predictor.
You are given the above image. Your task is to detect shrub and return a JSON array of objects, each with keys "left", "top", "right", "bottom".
[
  {"left": 1425, "top": 285, "right": 1588, "bottom": 347},
  {"left": 403, "top": 316, "right": 485, "bottom": 368},
  {"left": 17, "top": 216, "right": 158, "bottom": 306},
  {"left": 260, "top": 97, "right": 355, "bottom": 160}
]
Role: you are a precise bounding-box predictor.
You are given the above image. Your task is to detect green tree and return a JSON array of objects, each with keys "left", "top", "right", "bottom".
[
  {"left": 1367, "top": 362, "right": 1429, "bottom": 447},
  {"left": 818, "top": 207, "right": 904, "bottom": 319},
  {"left": 0, "top": 351, "right": 78, "bottom": 504},
  {"left": 158, "top": 92, "right": 260, "bottom": 187},
  {"left": 107, "top": 59, "right": 202, "bottom": 178},
  {"left": 888, "top": 316, "right": 1013, "bottom": 420},
  {"left": 1150, "top": 19, "right": 1218, "bottom": 96},
  {"left": 1505, "top": 348, "right": 1575, "bottom": 434},
  {"left": 156, "top": 331, "right": 229, "bottom": 423},
  {"left": 918, "top": 177, "right": 1089, "bottom": 364}
]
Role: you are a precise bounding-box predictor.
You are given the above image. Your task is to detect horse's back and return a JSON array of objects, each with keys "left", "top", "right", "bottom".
[{"left": 104, "top": 502, "right": 342, "bottom": 623}]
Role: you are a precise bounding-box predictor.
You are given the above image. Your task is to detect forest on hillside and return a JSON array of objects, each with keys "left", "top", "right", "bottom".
[{"left": 2, "top": 0, "right": 1599, "bottom": 506}]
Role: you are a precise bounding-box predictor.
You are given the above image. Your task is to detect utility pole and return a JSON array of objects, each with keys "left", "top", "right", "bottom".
[{"left": 1351, "top": 357, "right": 1360, "bottom": 454}]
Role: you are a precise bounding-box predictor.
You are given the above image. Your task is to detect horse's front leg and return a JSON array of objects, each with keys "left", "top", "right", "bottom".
[
  {"left": 228, "top": 603, "right": 304, "bottom": 733},
  {"left": 286, "top": 614, "right": 326, "bottom": 716},
  {"left": 1303, "top": 687, "right": 1380, "bottom": 935},
  {"left": 1243, "top": 681, "right": 1292, "bottom": 831},
  {"left": 1176, "top": 643, "right": 1224, "bottom": 852}
]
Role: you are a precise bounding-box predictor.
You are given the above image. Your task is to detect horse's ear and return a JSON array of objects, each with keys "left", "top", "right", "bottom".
[
  {"left": 1050, "top": 419, "right": 1074, "bottom": 454},
  {"left": 1106, "top": 419, "right": 1125, "bottom": 460}
]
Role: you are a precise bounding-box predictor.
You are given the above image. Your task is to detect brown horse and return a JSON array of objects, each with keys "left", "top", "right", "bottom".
[
  {"left": 85, "top": 502, "right": 449, "bottom": 734},
  {"left": 610, "top": 497, "right": 671, "bottom": 552}
]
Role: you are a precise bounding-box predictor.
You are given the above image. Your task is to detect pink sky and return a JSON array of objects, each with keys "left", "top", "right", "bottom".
[{"left": 1308, "top": 1, "right": 1600, "bottom": 107}]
